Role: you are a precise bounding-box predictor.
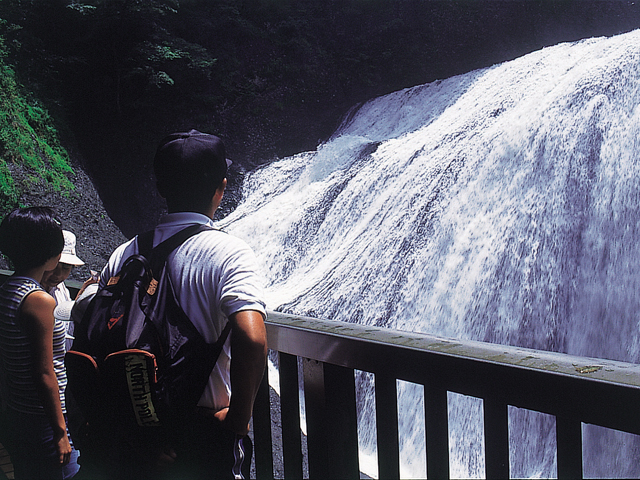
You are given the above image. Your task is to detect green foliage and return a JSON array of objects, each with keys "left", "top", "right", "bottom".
[
  {"left": 66, "top": 3, "right": 97, "bottom": 14},
  {"left": 142, "top": 38, "right": 218, "bottom": 86},
  {"left": 0, "top": 36, "right": 74, "bottom": 216}
]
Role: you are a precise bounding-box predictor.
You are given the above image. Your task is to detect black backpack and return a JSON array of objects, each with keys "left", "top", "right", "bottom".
[{"left": 66, "top": 224, "right": 231, "bottom": 450}]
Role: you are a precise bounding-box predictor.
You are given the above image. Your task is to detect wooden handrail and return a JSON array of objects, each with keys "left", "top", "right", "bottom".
[{"left": 253, "top": 311, "right": 640, "bottom": 479}]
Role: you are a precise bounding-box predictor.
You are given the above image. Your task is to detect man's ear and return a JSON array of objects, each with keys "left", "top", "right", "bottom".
[
  {"left": 216, "top": 178, "right": 227, "bottom": 199},
  {"left": 207, "top": 178, "right": 228, "bottom": 218}
]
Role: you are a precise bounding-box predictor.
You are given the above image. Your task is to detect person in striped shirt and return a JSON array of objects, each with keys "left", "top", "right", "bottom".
[{"left": 0, "top": 207, "right": 79, "bottom": 479}]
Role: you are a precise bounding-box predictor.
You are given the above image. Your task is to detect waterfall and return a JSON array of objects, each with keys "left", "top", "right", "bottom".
[{"left": 218, "top": 29, "right": 640, "bottom": 478}]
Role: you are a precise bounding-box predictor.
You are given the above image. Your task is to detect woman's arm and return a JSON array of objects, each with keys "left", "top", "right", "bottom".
[{"left": 21, "top": 290, "right": 71, "bottom": 466}]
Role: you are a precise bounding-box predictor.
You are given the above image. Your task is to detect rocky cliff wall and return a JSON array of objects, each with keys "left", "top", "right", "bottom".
[{"left": 0, "top": 157, "right": 127, "bottom": 282}]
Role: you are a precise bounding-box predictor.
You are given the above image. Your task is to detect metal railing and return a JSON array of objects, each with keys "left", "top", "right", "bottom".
[{"left": 252, "top": 312, "right": 640, "bottom": 479}]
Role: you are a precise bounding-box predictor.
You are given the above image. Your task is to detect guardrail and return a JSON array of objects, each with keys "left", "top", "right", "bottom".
[
  {"left": 2, "top": 271, "right": 637, "bottom": 478},
  {"left": 252, "top": 312, "right": 640, "bottom": 479}
]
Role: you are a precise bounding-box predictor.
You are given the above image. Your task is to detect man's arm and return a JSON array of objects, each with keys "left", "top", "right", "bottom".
[{"left": 216, "top": 309, "right": 267, "bottom": 436}]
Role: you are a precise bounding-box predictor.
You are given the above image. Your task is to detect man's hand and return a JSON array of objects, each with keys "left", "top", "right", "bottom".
[
  {"left": 75, "top": 276, "right": 99, "bottom": 299},
  {"left": 213, "top": 406, "right": 251, "bottom": 436},
  {"left": 153, "top": 446, "right": 177, "bottom": 470}
]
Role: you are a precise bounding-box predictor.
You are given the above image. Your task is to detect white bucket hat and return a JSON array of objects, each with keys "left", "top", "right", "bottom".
[
  {"left": 54, "top": 283, "right": 99, "bottom": 322},
  {"left": 60, "top": 230, "right": 85, "bottom": 266}
]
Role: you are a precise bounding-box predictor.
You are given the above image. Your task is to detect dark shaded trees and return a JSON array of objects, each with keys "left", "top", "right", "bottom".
[{"left": 1, "top": 0, "right": 639, "bottom": 235}]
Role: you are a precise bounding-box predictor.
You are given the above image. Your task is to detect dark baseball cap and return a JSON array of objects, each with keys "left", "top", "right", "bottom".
[{"left": 154, "top": 129, "right": 232, "bottom": 188}]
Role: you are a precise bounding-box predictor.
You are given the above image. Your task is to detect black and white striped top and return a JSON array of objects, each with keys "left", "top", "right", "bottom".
[{"left": 0, "top": 276, "right": 67, "bottom": 415}]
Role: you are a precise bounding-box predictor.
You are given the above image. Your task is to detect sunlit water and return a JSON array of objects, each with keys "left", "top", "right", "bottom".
[{"left": 218, "top": 29, "right": 640, "bottom": 478}]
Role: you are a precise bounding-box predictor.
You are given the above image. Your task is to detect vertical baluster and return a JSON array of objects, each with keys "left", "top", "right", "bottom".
[
  {"left": 303, "top": 358, "right": 330, "bottom": 479},
  {"left": 324, "top": 363, "right": 360, "bottom": 479},
  {"left": 253, "top": 365, "right": 274, "bottom": 480},
  {"left": 280, "top": 353, "right": 303, "bottom": 480},
  {"left": 425, "top": 385, "right": 449, "bottom": 479},
  {"left": 375, "top": 374, "right": 400, "bottom": 480},
  {"left": 484, "top": 399, "right": 509, "bottom": 479},
  {"left": 301, "top": 358, "right": 361, "bottom": 479},
  {"left": 556, "top": 417, "right": 583, "bottom": 479}
]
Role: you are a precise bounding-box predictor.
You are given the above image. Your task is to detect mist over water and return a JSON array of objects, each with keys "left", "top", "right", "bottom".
[{"left": 219, "top": 30, "right": 640, "bottom": 478}]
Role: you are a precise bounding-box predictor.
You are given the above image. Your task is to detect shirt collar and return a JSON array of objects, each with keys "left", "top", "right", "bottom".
[{"left": 158, "top": 212, "right": 215, "bottom": 228}]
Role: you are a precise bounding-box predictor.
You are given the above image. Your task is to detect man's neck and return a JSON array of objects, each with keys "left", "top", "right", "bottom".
[
  {"left": 164, "top": 180, "right": 225, "bottom": 220},
  {"left": 167, "top": 206, "right": 215, "bottom": 220}
]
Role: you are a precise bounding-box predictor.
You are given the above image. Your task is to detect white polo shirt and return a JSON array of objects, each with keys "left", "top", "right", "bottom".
[{"left": 100, "top": 212, "right": 266, "bottom": 410}]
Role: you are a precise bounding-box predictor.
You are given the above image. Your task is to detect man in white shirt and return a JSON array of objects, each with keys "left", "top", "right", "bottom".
[{"left": 97, "top": 130, "right": 267, "bottom": 479}]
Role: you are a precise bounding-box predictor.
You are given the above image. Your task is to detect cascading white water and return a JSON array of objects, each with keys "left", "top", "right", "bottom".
[{"left": 218, "top": 29, "right": 640, "bottom": 478}]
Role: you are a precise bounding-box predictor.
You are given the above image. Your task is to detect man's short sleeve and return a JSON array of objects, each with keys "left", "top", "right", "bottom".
[
  {"left": 98, "top": 238, "right": 137, "bottom": 289},
  {"left": 218, "top": 242, "right": 266, "bottom": 318}
]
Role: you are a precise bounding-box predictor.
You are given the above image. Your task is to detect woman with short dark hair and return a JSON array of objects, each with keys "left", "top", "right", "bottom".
[{"left": 0, "top": 207, "right": 79, "bottom": 479}]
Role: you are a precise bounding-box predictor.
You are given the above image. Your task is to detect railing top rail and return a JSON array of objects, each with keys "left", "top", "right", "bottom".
[
  {"left": 266, "top": 311, "right": 640, "bottom": 434},
  {"left": 266, "top": 311, "right": 640, "bottom": 389}
]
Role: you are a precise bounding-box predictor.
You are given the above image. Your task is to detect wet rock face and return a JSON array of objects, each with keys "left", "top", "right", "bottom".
[
  {"left": 43, "top": 167, "right": 128, "bottom": 281},
  {"left": 0, "top": 161, "right": 127, "bottom": 282}
]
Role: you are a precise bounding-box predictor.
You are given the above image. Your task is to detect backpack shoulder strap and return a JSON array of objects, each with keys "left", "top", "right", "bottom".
[
  {"left": 210, "top": 321, "right": 232, "bottom": 364},
  {"left": 137, "top": 224, "right": 211, "bottom": 277},
  {"left": 151, "top": 224, "right": 210, "bottom": 262},
  {"left": 136, "top": 230, "right": 155, "bottom": 258}
]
